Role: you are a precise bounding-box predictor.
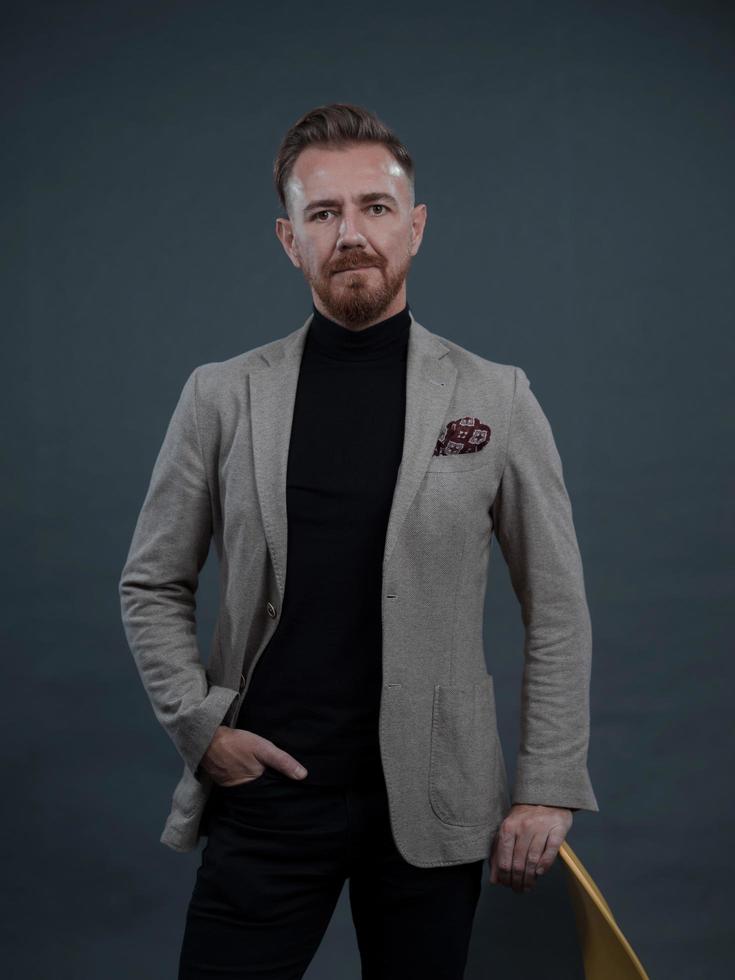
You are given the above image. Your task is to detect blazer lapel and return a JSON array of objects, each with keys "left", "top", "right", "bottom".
[
  {"left": 248, "top": 310, "right": 457, "bottom": 605},
  {"left": 382, "top": 316, "right": 456, "bottom": 569},
  {"left": 248, "top": 316, "right": 311, "bottom": 605}
]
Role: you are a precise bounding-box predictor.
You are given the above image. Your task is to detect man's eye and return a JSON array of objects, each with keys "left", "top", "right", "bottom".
[{"left": 312, "top": 205, "right": 388, "bottom": 222}]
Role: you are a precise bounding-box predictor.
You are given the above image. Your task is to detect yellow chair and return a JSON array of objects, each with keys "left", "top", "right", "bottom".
[{"left": 559, "top": 841, "right": 650, "bottom": 979}]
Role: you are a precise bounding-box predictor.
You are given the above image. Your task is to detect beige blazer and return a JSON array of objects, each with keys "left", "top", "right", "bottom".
[{"left": 119, "top": 311, "right": 599, "bottom": 866}]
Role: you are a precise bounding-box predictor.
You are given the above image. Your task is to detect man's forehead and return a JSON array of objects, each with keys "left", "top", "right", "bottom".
[{"left": 289, "top": 145, "right": 408, "bottom": 202}]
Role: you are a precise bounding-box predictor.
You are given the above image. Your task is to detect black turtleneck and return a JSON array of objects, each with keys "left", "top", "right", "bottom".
[{"left": 234, "top": 302, "right": 412, "bottom": 784}]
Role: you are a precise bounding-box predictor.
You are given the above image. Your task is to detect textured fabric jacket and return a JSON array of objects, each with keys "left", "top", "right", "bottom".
[{"left": 118, "top": 311, "right": 599, "bottom": 866}]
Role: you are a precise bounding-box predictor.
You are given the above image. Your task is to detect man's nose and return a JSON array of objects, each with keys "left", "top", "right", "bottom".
[{"left": 337, "top": 209, "right": 368, "bottom": 246}]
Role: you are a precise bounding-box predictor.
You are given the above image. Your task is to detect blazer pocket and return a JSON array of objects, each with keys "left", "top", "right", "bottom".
[
  {"left": 428, "top": 675, "right": 499, "bottom": 826},
  {"left": 426, "top": 450, "right": 493, "bottom": 474}
]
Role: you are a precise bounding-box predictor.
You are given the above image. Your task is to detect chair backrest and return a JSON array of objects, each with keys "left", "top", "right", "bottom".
[{"left": 559, "top": 841, "right": 650, "bottom": 980}]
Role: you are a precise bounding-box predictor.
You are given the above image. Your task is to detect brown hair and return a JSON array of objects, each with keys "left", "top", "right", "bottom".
[{"left": 273, "top": 102, "right": 415, "bottom": 217}]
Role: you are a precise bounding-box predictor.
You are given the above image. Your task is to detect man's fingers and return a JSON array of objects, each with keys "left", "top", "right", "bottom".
[
  {"left": 489, "top": 806, "right": 572, "bottom": 891},
  {"left": 511, "top": 831, "right": 529, "bottom": 893},
  {"left": 260, "top": 745, "right": 308, "bottom": 779},
  {"left": 488, "top": 834, "right": 498, "bottom": 884},
  {"left": 523, "top": 832, "right": 547, "bottom": 891},
  {"left": 537, "top": 830, "right": 565, "bottom": 875},
  {"left": 492, "top": 810, "right": 570, "bottom": 891},
  {"left": 495, "top": 825, "right": 516, "bottom": 887}
]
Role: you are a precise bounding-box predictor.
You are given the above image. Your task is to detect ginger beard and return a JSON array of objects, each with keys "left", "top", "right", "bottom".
[{"left": 304, "top": 246, "right": 413, "bottom": 328}]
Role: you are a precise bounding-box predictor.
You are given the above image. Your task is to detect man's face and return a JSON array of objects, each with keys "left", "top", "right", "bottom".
[{"left": 275, "top": 142, "right": 427, "bottom": 328}]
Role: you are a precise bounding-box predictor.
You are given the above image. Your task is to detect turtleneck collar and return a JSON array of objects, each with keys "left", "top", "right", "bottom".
[{"left": 306, "top": 302, "right": 411, "bottom": 361}]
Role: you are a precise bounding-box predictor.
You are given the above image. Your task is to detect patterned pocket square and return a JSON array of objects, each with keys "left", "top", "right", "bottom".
[{"left": 433, "top": 416, "right": 492, "bottom": 456}]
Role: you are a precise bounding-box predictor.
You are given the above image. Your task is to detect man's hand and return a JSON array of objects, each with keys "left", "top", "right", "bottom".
[
  {"left": 488, "top": 803, "right": 573, "bottom": 893},
  {"left": 200, "top": 727, "right": 308, "bottom": 786}
]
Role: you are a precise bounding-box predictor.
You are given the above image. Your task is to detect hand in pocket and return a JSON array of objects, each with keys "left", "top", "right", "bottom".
[{"left": 200, "top": 727, "right": 308, "bottom": 787}]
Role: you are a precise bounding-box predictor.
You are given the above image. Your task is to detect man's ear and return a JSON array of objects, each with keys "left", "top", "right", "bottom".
[
  {"left": 410, "top": 203, "right": 428, "bottom": 255},
  {"left": 275, "top": 217, "right": 302, "bottom": 269}
]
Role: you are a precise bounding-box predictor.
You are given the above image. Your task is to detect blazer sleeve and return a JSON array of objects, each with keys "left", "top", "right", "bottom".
[
  {"left": 118, "top": 368, "right": 239, "bottom": 781},
  {"left": 491, "top": 366, "right": 599, "bottom": 812}
]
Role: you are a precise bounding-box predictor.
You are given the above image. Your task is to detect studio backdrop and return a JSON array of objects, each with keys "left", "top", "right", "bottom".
[{"left": 4, "top": 1, "right": 733, "bottom": 977}]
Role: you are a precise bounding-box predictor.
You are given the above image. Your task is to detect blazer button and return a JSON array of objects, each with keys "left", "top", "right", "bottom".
[{"left": 266, "top": 601, "right": 277, "bottom": 618}]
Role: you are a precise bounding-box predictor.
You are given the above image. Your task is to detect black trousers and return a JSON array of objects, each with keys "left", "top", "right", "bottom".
[{"left": 178, "top": 766, "right": 485, "bottom": 979}]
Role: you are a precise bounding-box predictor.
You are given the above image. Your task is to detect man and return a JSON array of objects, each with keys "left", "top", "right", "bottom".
[{"left": 119, "top": 102, "right": 599, "bottom": 979}]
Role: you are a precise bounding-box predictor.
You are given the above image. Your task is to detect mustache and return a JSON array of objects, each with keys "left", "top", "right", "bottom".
[{"left": 330, "top": 259, "right": 381, "bottom": 274}]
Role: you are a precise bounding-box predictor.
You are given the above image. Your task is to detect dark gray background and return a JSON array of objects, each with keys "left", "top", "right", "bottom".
[{"left": 4, "top": 0, "right": 733, "bottom": 977}]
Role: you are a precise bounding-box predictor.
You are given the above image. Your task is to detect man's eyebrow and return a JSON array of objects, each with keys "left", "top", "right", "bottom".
[{"left": 303, "top": 192, "right": 399, "bottom": 215}]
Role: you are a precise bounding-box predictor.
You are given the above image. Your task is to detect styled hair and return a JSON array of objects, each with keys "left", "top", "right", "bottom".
[{"left": 273, "top": 102, "right": 415, "bottom": 217}]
